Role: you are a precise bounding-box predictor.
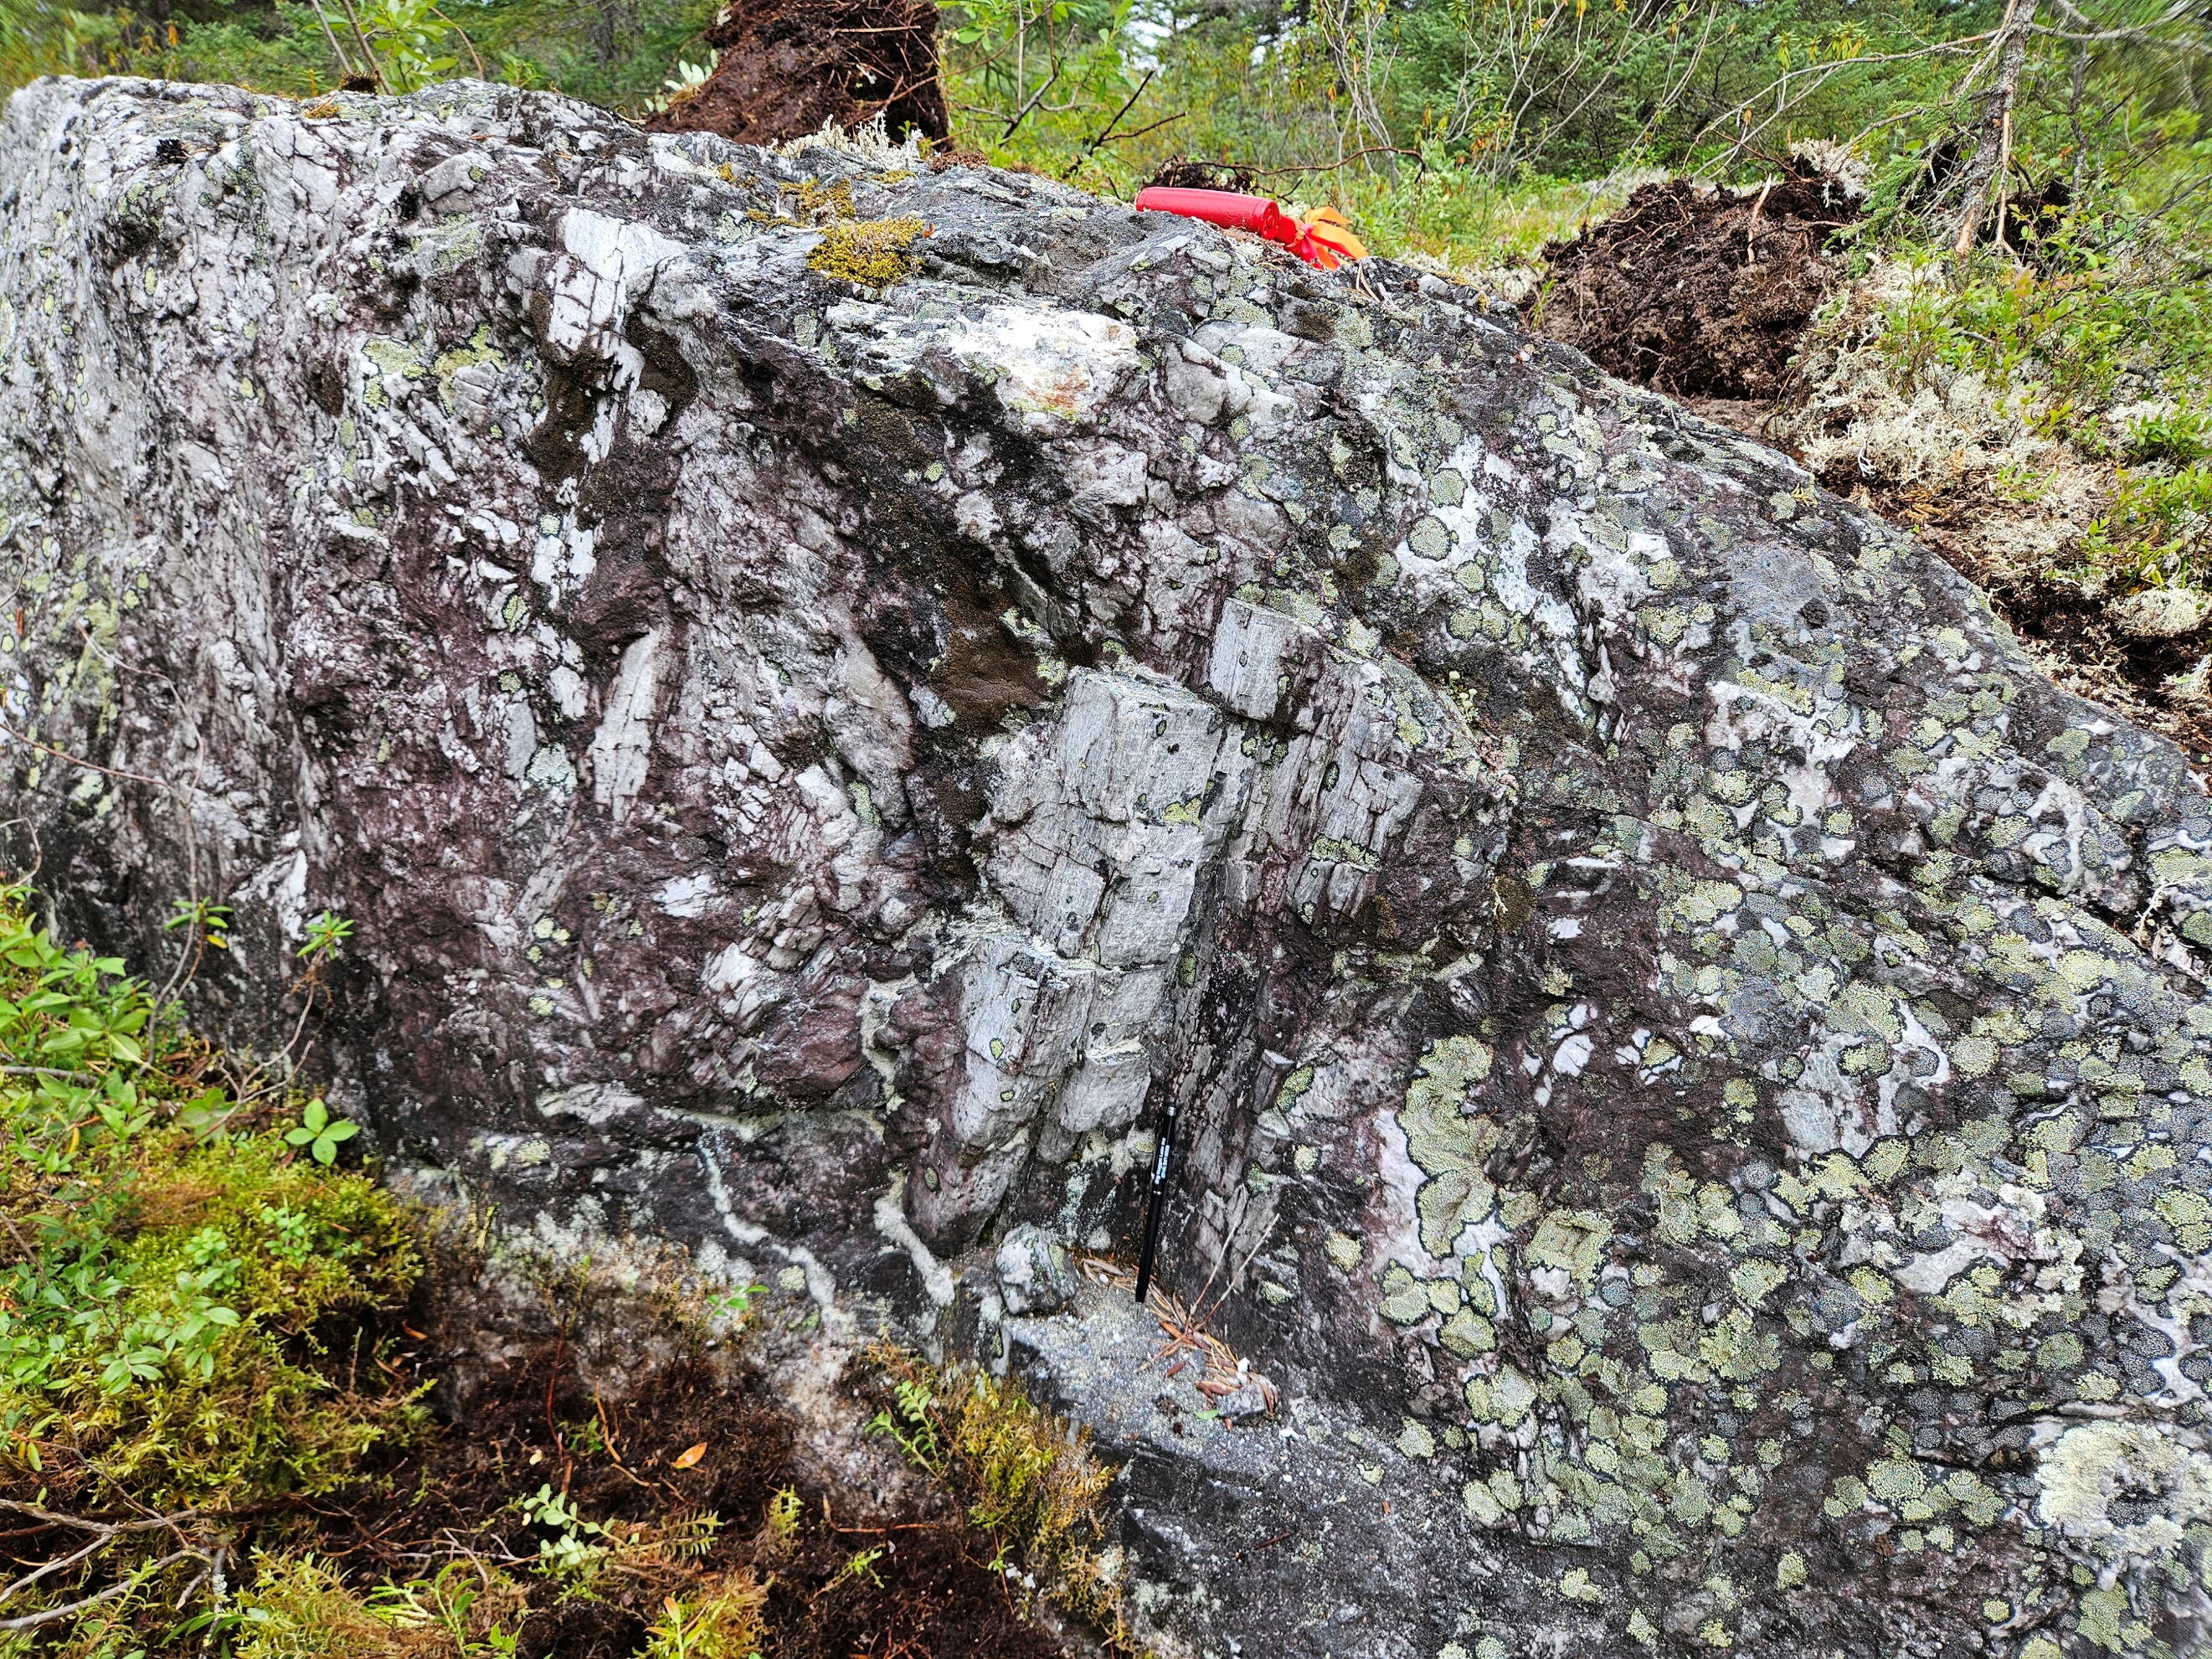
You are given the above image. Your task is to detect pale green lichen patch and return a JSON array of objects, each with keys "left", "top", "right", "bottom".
[
  {"left": 360, "top": 335, "right": 426, "bottom": 409},
  {"left": 417, "top": 212, "right": 482, "bottom": 272},
  {"left": 432, "top": 323, "right": 505, "bottom": 412},
  {"left": 2037, "top": 1421, "right": 2212, "bottom": 1554},
  {"left": 1526, "top": 1208, "right": 1608, "bottom": 1285}
]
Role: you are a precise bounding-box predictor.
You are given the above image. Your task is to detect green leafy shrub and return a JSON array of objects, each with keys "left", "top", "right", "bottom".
[
  {"left": 0, "top": 884, "right": 425, "bottom": 1633},
  {"left": 1784, "top": 148, "right": 2212, "bottom": 602},
  {"left": 2079, "top": 464, "right": 2212, "bottom": 591},
  {"left": 1, "top": 0, "right": 719, "bottom": 110},
  {"left": 517, "top": 1481, "right": 614, "bottom": 1581},
  {"left": 2124, "top": 409, "right": 2212, "bottom": 468}
]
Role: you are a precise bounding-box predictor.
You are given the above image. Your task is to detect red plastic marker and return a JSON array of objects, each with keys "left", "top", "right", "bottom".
[{"left": 1132, "top": 187, "right": 1368, "bottom": 271}]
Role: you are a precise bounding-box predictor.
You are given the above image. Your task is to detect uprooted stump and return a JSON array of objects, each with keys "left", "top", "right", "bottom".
[
  {"left": 643, "top": 0, "right": 947, "bottom": 147},
  {"left": 12, "top": 75, "right": 2212, "bottom": 1659},
  {"left": 1532, "top": 157, "right": 1865, "bottom": 399}
]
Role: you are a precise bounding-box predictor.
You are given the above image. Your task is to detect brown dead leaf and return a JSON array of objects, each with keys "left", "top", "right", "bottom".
[{"left": 671, "top": 1441, "right": 707, "bottom": 1470}]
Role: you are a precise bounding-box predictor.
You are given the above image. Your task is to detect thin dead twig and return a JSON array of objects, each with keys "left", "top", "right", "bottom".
[
  {"left": 302, "top": 0, "right": 358, "bottom": 80},
  {"left": 1060, "top": 67, "right": 1153, "bottom": 180},
  {"left": 997, "top": 64, "right": 1060, "bottom": 140},
  {"left": 0, "top": 1502, "right": 229, "bottom": 1631},
  {"left": 1093, "top": 111, "right": 1186, "bottom": 148},
  {"left": 1252, "top": 145, "right": 1425, "bottom": 178},
  {"left": 0, "top": 1547, "right": 201, "bottom": 1631},
  {"left": 419, "top": 3, "right": 486, "bottom": 76},
  {"left": 0, "top": 1497, "right": 208, "bottom": 1534}
]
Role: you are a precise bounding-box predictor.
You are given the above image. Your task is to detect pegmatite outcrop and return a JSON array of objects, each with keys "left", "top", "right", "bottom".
[{"left": 7, "top": 75, "right": 2212, "bottom": 1658}]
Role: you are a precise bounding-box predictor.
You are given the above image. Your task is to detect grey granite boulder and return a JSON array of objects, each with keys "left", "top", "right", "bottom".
[{"left": 7, "top": 74, "right": 2212, "bottom": 1658}]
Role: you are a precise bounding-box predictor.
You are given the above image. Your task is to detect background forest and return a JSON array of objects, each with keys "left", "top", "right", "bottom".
[{"left": 4, "top": 0, "right": 2206, "bottom": 265}]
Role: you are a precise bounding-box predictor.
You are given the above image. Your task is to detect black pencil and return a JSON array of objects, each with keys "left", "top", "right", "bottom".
[{"left": 1134, "top": 1096, "right": 1180, "bottom": 1304}]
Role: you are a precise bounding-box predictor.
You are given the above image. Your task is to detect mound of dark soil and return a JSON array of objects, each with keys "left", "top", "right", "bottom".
[
  {"left": 1141, "top": 160, "right": 1260, "bottom": 195},
  {"left": 643, "top": 0, "right": 947, "bottom": 148},
  {"left": 1530, "top": 160, "right": 1863, "bottom": 399}
]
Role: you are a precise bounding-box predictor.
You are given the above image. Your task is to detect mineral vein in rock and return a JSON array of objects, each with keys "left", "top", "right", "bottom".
[{"left": 6, "top": 75, "right": 2212, "bottom": 1658}]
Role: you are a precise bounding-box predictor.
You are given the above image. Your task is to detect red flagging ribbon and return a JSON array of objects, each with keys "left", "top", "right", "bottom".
[{"left": 1132, "top": 187, "right": 1369, "bottom": 271}]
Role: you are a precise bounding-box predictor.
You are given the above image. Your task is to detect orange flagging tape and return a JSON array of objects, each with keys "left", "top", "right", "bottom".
[{"left": 1132, "top": 187, "right": 1369, "bottom": 270}]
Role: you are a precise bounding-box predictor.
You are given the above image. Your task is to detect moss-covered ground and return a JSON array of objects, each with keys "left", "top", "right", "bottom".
[{"left": 0, "top": 888, "right": 1128, "bottom": 1656}]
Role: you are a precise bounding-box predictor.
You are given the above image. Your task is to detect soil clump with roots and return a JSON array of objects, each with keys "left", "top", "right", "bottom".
[
  {"left": 277, "top": 1251, "right": 1089, "bottom": 1658},
  {"left": 642, "top": 0, "right": 947, "bottom": 147},
  {"left": 1530, "top": 157, "right": 1865, "bottom": 399}
]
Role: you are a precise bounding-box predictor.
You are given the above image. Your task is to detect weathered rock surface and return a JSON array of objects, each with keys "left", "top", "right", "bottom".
[{"left": 8, "top": 75, "right": 2212, "bottom": 1659}]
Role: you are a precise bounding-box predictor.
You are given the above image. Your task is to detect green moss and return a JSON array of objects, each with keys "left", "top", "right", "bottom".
[
  {"left": 643, "top": 1569, "right": 770, "bottom": 1659},
  {"left": 807, "top": 216, "right": 932, "bottom": 288},
  {"left": 232, "top": 1553, "right": 416, "bottom": 1658},
  {"left": 748, "top": 178, "right": 857, "bottom": 227},
  {"left": 0, "top": 886, "right": 425, "bottom": 1625},
  {"left": 864, "top": 1343, "right": 1132, "bottom": 1650},
  {"left": 231, "top": 1552, "right": 530, "bottom": 1658}
]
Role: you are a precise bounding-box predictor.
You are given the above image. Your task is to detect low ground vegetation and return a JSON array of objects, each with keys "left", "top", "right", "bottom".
[
  {"left": 1768, "top": 133, "right": 2212, "bottom": 755},
  {"left": 0, "top": 887, "right": 1126, "bottom": 1656},
  {"left": 865, "top": 1345, "right": 1128, "bottom": 1649}
]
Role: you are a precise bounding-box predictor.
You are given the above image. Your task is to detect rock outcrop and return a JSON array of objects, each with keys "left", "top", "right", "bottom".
[{"left": 8, "top": 75, "right": 2212, "bottom": 1659}]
